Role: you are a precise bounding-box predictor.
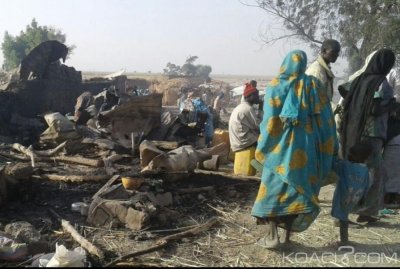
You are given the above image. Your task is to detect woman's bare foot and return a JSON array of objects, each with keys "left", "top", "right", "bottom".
[
  {"left": 280, "top": 229, "right": 291, "bottom": 244},
  {"left": 279, "top": 214, "right": 296, "bottom": 244},
  {"left": 256, "top": 221, "right": 279, "bottom": 249}
]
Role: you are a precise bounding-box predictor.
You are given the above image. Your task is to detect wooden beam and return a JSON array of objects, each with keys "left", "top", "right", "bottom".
[
  {"left": 35, "top": 174, "right": 110, "bottom": 183},
  {"left": 48, "top": 209, "right": 104, "bottom": 259}
]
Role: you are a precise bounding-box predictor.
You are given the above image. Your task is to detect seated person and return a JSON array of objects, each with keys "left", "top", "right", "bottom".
[
  {"left": 229, "top": 83, "right": 261, "bottom": 153},
  {"left": 99, "top": 88, "right": 120, "bottom": 113},
  {"left": 174, "top": 108, "right": 200, "bottom": 139},
  {"left": 74, "top": 91, "right": 95, "bottom": 126},
  {"left": 173, "top": 98, "right": 212, "bottom": 147}
]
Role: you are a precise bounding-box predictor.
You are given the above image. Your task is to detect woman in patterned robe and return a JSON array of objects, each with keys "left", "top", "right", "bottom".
[{"left": 251, "top": 50, "right": 338, "bottom": 248}]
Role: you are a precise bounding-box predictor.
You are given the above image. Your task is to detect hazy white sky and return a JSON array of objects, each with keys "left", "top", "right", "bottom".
[{"left": 0, "top": 0, "right": 346, "bottom": 76}]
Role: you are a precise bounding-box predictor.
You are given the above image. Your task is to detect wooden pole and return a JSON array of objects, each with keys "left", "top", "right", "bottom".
[
  {"left": 35, "top": 174, "right": 110, "bottom": 183},
  {"left": 48, "top": 209, "right": 105, "bottom": 259}
]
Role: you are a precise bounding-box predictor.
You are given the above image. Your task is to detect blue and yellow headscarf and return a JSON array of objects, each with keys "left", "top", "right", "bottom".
[{"left": 254, "top": 50, "right": 338, "bottom": 226}]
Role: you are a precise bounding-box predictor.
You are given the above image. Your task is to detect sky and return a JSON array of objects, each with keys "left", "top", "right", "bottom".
[{"left": 0, "top": 0, "right": 347, "bottom": 77}]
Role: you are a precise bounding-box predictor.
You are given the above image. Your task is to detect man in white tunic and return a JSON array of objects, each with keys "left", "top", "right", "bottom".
[
  {"left": 229, "top": 83, "right": 261, "bottom": 152},
  {"left": 306, "top": 39, "right": 341, "bottom": 105}
]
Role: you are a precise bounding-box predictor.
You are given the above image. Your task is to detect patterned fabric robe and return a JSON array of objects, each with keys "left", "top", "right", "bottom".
[{"left": 251, "top": 50, "right": 338, "bottom": 232}]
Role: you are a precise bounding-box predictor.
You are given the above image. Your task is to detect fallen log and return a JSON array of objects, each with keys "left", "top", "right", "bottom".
[
  {"left": 48, "top": 209, "right": 105, "bottom": 259},
  {"left": 34, "top": 174, "right": 110, "bottom": 183},
  {"left": 12, "top": 143, "right": 36, "bottom": 167},
  {"left": 0, "top": 151, "right": 103, "bottom": 167},
  {"left": 0, "top": 152, "right": 29, "bottom": 161},
  {"left": 54, "top": 156, "right": 103, "bottom": 167},
  {"left": 12, "top": 142, "right": 66, "bottom": 157},
  {"left": 105, "top": 217, "right": 219, "bottom": 267},
  {"left": 60, "top": 220, "right": 104, "bottom": 259},
  {"left": 37, "top": 141, "right": 67, "bottom": 156},
  {"left": 11, "top": 143, "right": 34, "bottom": 156}
]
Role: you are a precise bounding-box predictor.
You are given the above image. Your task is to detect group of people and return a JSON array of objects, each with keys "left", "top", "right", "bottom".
[
  {"left": 175, "top": 87, "right": 228, "bottom": 147},
  {"left": 175, "top": 89, "right": 212, "bottom": 147},
  {"left": 227, "top": 39, "right": 400, "bottom": 248}
]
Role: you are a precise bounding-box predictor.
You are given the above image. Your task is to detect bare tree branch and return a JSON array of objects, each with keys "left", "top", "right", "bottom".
[{"left": 241, "top": 0, "right": 400, "bottom": 74}]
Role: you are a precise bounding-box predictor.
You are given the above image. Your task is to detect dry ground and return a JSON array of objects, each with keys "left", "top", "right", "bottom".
[
  {"left": 1, "top": 171, "right": 400, "bottom": 267},
  {"left": 115, "top": 182, "right": 400, "bottom": 268}
]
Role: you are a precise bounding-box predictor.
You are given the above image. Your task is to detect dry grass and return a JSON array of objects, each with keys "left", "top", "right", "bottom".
[
  {"left": 77, "top": 183, "right": 400, "bottom": 267},
  {"left": 2, "top": 172, "right": 400, "bottom": 267}
]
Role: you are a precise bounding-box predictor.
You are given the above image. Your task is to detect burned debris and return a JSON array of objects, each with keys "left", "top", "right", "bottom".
[{"left": 0, "top": 40, "right": 245, "bottom": 267}]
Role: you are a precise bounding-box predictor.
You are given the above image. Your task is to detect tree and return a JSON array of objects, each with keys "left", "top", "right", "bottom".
[
  {"left": 194, "top": 65, "right": 212, "bottom": 78},
  {"left": 1, "top": 18, "right": 75, "bottom": 71},
  {"left": 180, "top": 55, "right": 199, "bottom": 76},
  {"left": 163, "top": 56, "right": 212, "bottom": 80},
  {"left": 185, "top": 55, "right": 199, "bottom": 65},
  {"left": 245, "top": 0, "right": 400, "bottom": 74},
  {"left": 163, "top": 62, "right": 181, "bottom": 76}
]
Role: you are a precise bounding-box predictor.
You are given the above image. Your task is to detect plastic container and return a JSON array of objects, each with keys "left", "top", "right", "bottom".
[
  {"left": 212, "top": 129, "right": 230, "bottom": 147},
  {"left": 121, "top": 177, "right": 144, "bottom": 190},
  {"left": 212, "top": 129, "right": 232, "bottom": 164},
  {"left": 234, "top": 147, "right": 256, "bottom": 176}
]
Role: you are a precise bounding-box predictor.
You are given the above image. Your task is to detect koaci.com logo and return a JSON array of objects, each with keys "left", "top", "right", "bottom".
[{"left": 282, "top": 246, "right": 399, "bottom": 265}]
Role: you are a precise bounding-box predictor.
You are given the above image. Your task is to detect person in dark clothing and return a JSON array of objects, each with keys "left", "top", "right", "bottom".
[
  {"left": 174, "top": 109, "right": 200, "bottom": 139},
  {"left": 99, "top": 89, "right": 120, "bottom": 113},
  {"left": 339, "top": 49, "right": 396, "bottom": 224}
]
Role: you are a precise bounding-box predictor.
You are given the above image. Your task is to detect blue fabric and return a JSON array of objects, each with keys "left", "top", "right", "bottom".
[
  {"left": 251, "top": 50, "right": 338, "bottom": 232},
  {"left": 193, "top": 98, "right": 206, "bottom": 123},
  {"left": 193, "top": 98, "right": 214, "bottom": 141},
  {"left": 193, "top": 98, "right": 208, "bottom": 113},
  {"left": 331, "top": 159, "right": 369, "bottom": 221}
]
